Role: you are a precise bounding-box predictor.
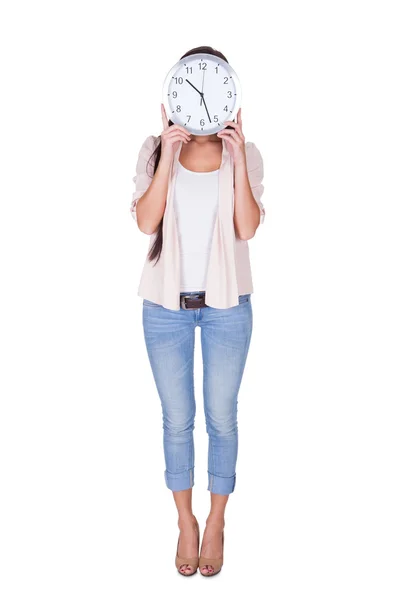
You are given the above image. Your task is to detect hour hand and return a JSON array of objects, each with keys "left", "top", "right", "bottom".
[{"left": 185, "top": 79, "right": 203, "bottom": 96}]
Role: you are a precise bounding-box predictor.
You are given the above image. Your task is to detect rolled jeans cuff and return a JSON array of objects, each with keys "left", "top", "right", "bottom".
[
  {"left": 164, "top": 467, "right": 194, "bottom": 492},
  {"left": 207, "top": 471, "right": 236, "bottom": 495}
]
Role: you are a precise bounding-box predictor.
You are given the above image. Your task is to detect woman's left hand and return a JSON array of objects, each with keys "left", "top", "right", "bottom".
[{"left": 217, "top": 108, "right": 246, "bottom": 166}]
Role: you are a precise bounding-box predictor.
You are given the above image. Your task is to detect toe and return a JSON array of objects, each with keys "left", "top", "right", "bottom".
[
  {"left": 180, "top": 563, "right": 193, "bottom": 575},
  {"left": 201, "top": 564, "right": 214, "bottom": 574}
]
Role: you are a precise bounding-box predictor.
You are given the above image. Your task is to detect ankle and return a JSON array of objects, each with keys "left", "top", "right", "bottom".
[
  {"left": 205, "top": 514, "right": 225, "bottom": 529},
  {"left": 178, "top": 514, "right": 197, "bottom": 529}
]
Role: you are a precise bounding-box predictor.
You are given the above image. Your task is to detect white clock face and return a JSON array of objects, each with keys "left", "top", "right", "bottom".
[{"left": 162, "top": 53, "right": 241, "bottom": 135}]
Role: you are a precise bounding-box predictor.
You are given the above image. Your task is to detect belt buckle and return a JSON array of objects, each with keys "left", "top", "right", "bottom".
[
  {"left": 180, "top": 293, "right": 204, "bottom": 310},
  {"left": 180, "top": 295, "right": 191, "bottom": 310}
]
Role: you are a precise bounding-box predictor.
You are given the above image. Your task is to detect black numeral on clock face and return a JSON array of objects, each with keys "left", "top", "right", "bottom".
[
  {"left": 176, "top": 105, "right": 181, "bottom": 112},
  {"left": 198, "top": 62, "right": 207, "bottom": 70},
  {"left": 223, "top": 105, "right": 228, "bottom": 111},
  {"left": 186, "top": 66, "right": 192, "bottom": 73},
  {"left": 223, "top": 77, "right": 228, "bottom": 84},
  {"left": 173, "top": 77, "right": 183, "bottom": 84},
  {"left": 227, "top": 91, "right": 232, "bottom": 98},
  {"left": 172, "top": 91, "right": 177, "bottom": 98},
  {"left": 186, "top": 115, "right": 191, "bottom": 122},
  {"left": 200, "top": 118, "right": 205, "bottom": 126},
  {"left": 213, "top": 115, "right": 218, "bottom": 122}
]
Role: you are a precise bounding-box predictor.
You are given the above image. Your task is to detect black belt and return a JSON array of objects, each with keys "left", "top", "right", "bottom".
[{"left": 180, "top": 292, "right": 207, "bottom": 310}]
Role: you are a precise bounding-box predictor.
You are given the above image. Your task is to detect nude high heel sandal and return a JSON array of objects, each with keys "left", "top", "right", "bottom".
[
  {"left": 199, "top": 530, "right": 224, "bottom": 577},
  {"left": 175, "top": 519, "right": 200, "bottom": 576}
]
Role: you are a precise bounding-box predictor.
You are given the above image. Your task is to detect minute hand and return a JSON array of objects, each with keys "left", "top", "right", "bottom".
[{"left": 201, "top": 93, "right": 212, "bottom": 123}]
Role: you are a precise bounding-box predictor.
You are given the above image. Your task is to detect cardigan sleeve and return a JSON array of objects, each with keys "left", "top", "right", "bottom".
[
  {"left": 130, "top": 135, "right": 157, "bottom": 222},
  {"left": 245, "top": 141, "right": 266, "bottom": 224}
]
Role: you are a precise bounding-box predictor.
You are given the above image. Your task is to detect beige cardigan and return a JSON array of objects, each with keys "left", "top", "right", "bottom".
[{"left": 130, "top": 135, "right": 265, "bottom": 311}]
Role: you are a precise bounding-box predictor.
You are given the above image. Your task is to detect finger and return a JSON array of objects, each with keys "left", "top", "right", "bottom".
[
  {"left": 222, "top": 120, "right": 244, "bottom": 141},
  {"left": 223, "top": 120, "right": 239, "bottom": 128},
  {"left": 217, "top": 132, "right": 234, "bottom": 147},
  {"left": 218, "top": 129, "right": 242, "bottom": 144},
  {"left": 161, "top": 103, "right": 169, "bottom": 130},
  {"left": 237, "top": 107, "right": 242, "bottom": 127},
  {"left": 163, "top": 129, "right": 191, "bottom": 141},
  {"left": 167, "top": 123, "right": 192, "bottom": 136},
  {"left": 164, "top": 133, "right": 190, "bottom": 144}
]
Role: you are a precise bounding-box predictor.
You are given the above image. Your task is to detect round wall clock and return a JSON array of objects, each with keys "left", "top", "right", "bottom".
[{"left": 162, "top": 53, "right": 242, "bottom": 136}]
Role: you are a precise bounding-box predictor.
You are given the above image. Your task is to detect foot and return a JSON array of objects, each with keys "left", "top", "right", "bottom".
[
  {"left": 177, "top": 516, "right": 199, "bottom": 575},
  {"left": 199, "top": 517, "right": 224, "bottom": 575}
]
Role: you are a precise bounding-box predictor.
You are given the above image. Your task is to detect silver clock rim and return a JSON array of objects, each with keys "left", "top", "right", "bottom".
[{"left": 161, "top": 53, "right": 242, "bottom": 136}]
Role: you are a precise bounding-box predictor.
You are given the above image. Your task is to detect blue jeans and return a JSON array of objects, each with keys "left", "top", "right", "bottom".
[{"left": 142, "top": 291, "right": 253, "bottom": 495}]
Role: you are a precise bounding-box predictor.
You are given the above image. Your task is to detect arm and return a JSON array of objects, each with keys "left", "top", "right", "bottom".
[
  {"left": 130, "top": 135, "right": 171, "bottom": 235},
  {"left": 216, "top": 109, "right": 265, "bottom": 241},
  {"left": 233, "top": 141, "right": 265, "bottom": 240},
  {"left": 130, "top": 108, "right": 191, "bottom": 235}
]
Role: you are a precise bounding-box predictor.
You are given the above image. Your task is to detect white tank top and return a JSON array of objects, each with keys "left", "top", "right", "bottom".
[{"left": 174, "top": 161, "right": 220, "bottom": 292}]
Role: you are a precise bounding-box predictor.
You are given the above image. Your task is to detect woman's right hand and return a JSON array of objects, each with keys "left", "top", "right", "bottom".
[{"left": 160, "top": 103, "right": 191, "bottom": 163}]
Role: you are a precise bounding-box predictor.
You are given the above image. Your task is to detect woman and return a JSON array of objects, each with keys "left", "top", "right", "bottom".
[{"left": 130, "top": 46, "right": 265, "bottom": 577}]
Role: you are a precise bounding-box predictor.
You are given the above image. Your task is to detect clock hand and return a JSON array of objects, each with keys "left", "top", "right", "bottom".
[
  {"left": 185, "top": 79, "right": 203, "bottom": 96},
  {"left": 186, "top": 77, "right": 211, "bottom": 123},
  {"left": 201, "top": 93, "right": 212, "bottom": 123},
  {"left": 200, "top": 69, "right": 205, "bottom": 106}
]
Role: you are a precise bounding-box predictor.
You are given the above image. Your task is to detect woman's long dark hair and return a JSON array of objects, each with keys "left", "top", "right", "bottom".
[{"left": 147, "top": 46, "right": 229, "bottom": 264}]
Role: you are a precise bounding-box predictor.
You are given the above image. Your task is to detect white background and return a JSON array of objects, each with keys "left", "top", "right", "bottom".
[{"left": 1, "top": 0, "right": 399, "bottom": 598}]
